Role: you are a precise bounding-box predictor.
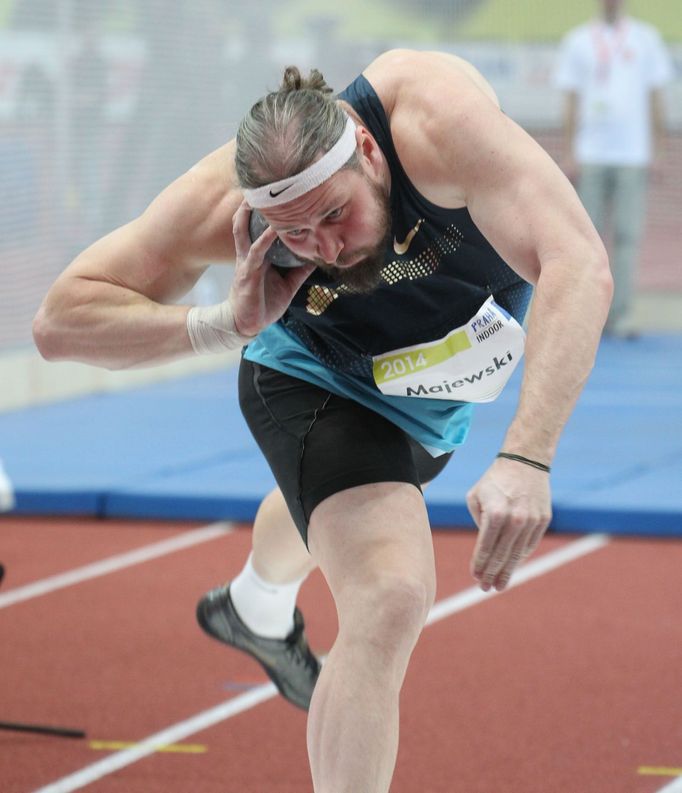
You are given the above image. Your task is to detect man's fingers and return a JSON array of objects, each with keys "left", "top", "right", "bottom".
[
  {"left": 473, "top": 510, "right": 531, "bottom": 591},
  {"left": 466, "top": 463, "right": 552, "bottom": 592},
  {"left": 233, "top": 202, "right": 277, "bottom": 266},
  {"left": 232, "top": 201, "right": 252, "bottom": 259},
  {"left": 475, "top": 528, "right": 517, "bottom": 591},
  {"left": 467, "top": 490, "right": 488, "bottom": 570},
  {"left": 242, "top": 226, "right": 278, "bottom": 270},
  {"left": 526, "top": 510, "right": 552, "bottom": 556},
  {"left": 491, "top": 511, "right": 551, "bottom": 591},
  {"left": 492, "top": 530, "right": 530, "bottom": 591},
  {"left": 470, "top": 506, "right": 506, "bottom": 583}
]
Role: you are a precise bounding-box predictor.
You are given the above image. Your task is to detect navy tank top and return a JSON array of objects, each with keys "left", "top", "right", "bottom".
[
  {"left": 244, "top": 74, "right": 532, "bottom": 454},
  {"left": 276, "top": 74, "right": 532, "bottom": 380}
]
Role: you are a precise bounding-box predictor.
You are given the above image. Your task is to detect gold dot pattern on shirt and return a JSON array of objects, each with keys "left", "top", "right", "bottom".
[
  {"left": 435, "top": 224, "right": 464, "bottom": 257},
  {"left": 305, "top": 223, "right": 464, "bottom": 316},
  {"left": 306, "top": 285, "right": 341, "bottom": 317},
  {"left": 381, "top": 246, "right": 441, "bottom": 285}
]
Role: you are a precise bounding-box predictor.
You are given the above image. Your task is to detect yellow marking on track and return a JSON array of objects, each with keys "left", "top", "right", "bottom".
[
  {"left": 638, "top": 766, "right": 682, "bottom": 777},
  {"left": 89, "top": 740, "right": 207, "bottom": 754}
]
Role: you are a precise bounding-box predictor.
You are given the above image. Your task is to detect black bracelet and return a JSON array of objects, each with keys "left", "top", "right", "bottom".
[{"left": 496, "top": 452, "right": 551, "bottom": 473}]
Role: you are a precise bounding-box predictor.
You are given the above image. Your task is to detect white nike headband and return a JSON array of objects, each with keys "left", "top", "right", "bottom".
[{"left": 241, "top": 115, "right": 357, "bottom": 209}]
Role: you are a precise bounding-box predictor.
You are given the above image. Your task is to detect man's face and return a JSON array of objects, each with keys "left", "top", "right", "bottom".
[
  {"left": 261, "top": 166, "right": 392, "bottom": 293},
  {"left": 600, "top": 0, "right": 624, "bottom": 19}
]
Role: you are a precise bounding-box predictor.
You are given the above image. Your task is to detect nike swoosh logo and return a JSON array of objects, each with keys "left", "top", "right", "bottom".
[
  {"left": 393, "top": 219, "right": 424, "bottom": 255},
  {"left": 269, "top": 184, "right": 293, "bottom": 198}
]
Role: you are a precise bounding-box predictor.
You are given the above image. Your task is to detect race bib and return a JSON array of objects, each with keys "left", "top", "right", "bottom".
[{"left": 372, "top": 296, "right": 525, "bottom": 403}]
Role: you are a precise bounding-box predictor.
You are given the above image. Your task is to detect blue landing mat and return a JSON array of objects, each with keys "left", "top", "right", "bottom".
[{"left": 1, "top": 335, "right": 681, "bottom": 536}]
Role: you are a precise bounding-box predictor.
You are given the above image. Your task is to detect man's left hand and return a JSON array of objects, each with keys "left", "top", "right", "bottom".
[{"left": 466, "top": 457, "right": 552, "bottom": 592}]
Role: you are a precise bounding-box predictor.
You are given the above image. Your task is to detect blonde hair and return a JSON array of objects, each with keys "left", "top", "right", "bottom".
[{"left": 235, "top": 66, "right": 358, "bottom": 189}]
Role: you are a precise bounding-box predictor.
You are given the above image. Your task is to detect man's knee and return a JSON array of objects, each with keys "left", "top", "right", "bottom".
[
  {"left": 337, "top": 571, "right": 435, "bottom": 654},
  {"left": 374, "top": 571, "right": 434, "bottom": 623}
]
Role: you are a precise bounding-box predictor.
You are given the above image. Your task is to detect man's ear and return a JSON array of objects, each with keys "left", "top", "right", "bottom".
[{"left": 356, "top": 127, "right": 382, "bottom": 174}]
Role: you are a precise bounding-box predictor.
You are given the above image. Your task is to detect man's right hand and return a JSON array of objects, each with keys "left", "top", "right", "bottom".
[{"left": 229, "top": 202, "right": 316, "bottom": 337}]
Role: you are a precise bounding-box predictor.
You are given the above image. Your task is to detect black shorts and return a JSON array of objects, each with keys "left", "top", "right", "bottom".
[{"left": 238, "top": 358, "right": 453, "bottom": 547}]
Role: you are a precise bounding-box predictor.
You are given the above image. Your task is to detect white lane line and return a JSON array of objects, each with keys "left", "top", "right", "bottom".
[
  {"left": 0, "top": 522, "right": 233, "bottom": 609},
  {"left": 656, "top": 777, "right": 682, "bottom": 792},
  {"left": 32, "top": 684, "right": 279, "bottom": 793},
  {"left": 32, "top": 532, "right": 610, "bottom": 793},
  {"left": 426, "top": 533, "right": 611, "bottom": 626}
]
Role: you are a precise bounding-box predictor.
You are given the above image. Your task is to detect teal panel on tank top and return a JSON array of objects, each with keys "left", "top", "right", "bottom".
[{"left": 243, "top": 325, "right": 474, "bottom": 456}]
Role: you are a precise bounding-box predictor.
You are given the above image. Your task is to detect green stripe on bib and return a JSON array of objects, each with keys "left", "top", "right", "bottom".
[{"left": 373, "top": 330, "right": 472, "bottom": 386}]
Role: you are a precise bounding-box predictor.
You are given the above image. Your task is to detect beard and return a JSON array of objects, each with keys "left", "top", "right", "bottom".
[{"left": 315, "top": 179, "right": 392, "bottom": 294}]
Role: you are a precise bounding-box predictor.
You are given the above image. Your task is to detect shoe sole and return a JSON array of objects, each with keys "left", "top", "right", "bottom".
[{"left": 196, "top": 596, "right": 310, "bottom": 710}]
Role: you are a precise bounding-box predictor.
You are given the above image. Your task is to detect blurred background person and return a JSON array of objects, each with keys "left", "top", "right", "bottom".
[{"left": 555, "top": 0, "right": 673, "bottom": 339}]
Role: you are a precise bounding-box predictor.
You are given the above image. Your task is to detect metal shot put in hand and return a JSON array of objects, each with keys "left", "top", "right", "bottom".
[{"left": 249, "top": 210, "right": 307, "bottom": 269}]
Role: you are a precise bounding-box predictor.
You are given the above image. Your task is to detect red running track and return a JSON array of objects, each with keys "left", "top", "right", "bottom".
[{"left": 0, "top": 516, "right": 681, "bottom": 793}]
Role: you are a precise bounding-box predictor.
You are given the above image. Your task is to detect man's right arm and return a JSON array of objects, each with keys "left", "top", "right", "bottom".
[{"left": 33, "top": 144, "right": 242, "bottom": 370}]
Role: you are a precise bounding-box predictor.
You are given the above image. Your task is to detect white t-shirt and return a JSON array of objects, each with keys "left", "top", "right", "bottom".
[{"left": 555, "top": 16, "right": 673, "bottom": 165}]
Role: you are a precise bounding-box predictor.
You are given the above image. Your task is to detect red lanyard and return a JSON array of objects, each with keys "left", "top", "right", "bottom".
[{"left": 591, "top": 19, "right": 629, "bottom": 82}]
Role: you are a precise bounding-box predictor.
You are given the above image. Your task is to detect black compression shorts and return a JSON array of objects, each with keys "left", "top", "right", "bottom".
[{"left": 239, "top": 358, "right": 453, "bottom": 547}]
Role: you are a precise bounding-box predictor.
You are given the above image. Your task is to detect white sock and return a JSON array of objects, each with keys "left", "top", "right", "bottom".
[{"left": 229, "top": 553, "right": 305, "bottom": 639}]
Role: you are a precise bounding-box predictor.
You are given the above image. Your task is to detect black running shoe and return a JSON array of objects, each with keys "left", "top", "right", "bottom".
[{"left": 196, "top": 585, "right": 320, "bottom": 710}]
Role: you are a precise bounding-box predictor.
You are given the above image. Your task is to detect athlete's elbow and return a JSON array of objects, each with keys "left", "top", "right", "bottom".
[
  {"left": 591, "top": 244, "right": 614, "bottom": 316},
  {"left": 32, "top": 289, "right": 83, "bottom": 362},
  {"left": 571, "top": 233, "right": 612, "bottom": 314},
  {"left": 32, "top": 302, "right": 64, "bottom": 361}
]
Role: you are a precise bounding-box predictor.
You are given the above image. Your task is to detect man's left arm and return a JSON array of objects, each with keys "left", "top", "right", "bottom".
[{"left": 427, "top": 82, "right": 613, "bottom": 592}]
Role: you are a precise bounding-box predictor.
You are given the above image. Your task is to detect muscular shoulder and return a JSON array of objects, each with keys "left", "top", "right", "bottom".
[
  {"left": 141, "top": 140, "right": 242, "bottom": 264},
  {"left": 364, "top": 49, "right": 498, "bottom": 108},
  {"left": 363, "top": 49, "right": 502, "bottom": 207}
]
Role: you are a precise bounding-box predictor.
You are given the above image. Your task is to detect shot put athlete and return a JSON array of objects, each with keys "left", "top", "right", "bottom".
[{"left": 34, "top": 50, "right": 612, "bottom": 792}]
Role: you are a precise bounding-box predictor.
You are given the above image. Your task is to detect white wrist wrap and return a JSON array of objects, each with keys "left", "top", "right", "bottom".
[{"left": 186, "top": 301, "right": 255, "bottom": 354}]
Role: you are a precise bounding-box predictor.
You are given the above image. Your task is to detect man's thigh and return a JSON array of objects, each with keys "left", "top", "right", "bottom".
[
  {"left": 307, "top": 481, "right": 437, "bottom": 614},
  {"left": 238, "top": 359, "right": 451, "bottom": 548}
]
